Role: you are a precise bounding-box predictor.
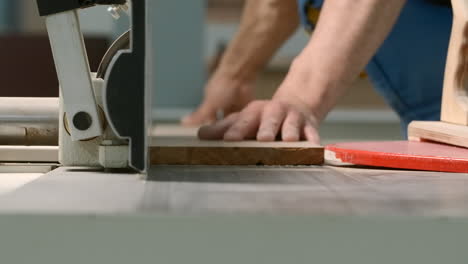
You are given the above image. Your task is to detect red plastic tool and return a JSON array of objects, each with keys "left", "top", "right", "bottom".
[{"left": 325, "top": 141, "right": 468, "bottom": 173}]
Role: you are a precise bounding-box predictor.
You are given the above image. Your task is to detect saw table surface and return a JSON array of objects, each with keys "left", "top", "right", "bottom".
[
  {"left": 0, "top": 165, "right": 467, "bottom": 217},
  {"left": 1, "top": 164, "right": 468, "bottom": 264},
  {"left": 0, "top": 125, "right": 467, "bottom": 216}
]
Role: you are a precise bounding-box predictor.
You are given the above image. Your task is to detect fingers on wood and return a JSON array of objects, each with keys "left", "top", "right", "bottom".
[
  {"left": 281, "top": 110, "right": 303, "bottom": 142},
  {"left": 198, "top": 113, "right": 239, "bottom": 140},
  {"left": 304, "top": 123, "right": 321, "bottom": 144},
  {"left": 257, "top": 103, "right": 287, "bottom": 142},
  {"left": 224, "top": 102, "right": 265, "bottom": 141}
]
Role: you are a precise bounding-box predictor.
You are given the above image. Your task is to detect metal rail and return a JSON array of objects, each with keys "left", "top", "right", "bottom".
[{"left": 0, "top": 97, "right": 59, "bottom": 145}]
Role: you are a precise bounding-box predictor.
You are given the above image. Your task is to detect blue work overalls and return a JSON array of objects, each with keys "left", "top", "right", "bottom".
[{"left": 297, "top": 0, "right": 452, "bottom": 136}]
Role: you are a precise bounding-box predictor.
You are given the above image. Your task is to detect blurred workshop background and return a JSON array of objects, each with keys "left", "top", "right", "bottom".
[{"left": 0, "top": 0, "right": 402, "bottom": 143}]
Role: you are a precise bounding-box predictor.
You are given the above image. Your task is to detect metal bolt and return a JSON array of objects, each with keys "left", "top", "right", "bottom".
[{"left": 73, "top": 112, "right": 93, "bottom": 131}]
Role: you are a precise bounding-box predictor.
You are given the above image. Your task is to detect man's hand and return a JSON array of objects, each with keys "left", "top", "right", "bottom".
[
  {"left": 181, "top": 75, "right": 254, "bottom": 126},
  {"left": 181, "top": 0, "right": 300, "bottom": 126},
  {"left": 193, "top": 0, "right": 407, "bottom": 142},
  {"left": 198, "top": 99, "right": 321, "bottom": 144}
]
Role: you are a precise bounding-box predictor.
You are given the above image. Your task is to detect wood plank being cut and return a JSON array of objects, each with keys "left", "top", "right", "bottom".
[
  {"left": 0, "top": 125, "right": 322, "bottom": 166},
  {"left": 150, "top": 138, "right": 323, "bottom": 166},
  {"left": 150, "top": 125, "right": 323, "bottom": 166}
]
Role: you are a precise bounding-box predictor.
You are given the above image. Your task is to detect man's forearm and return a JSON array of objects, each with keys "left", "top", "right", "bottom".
[
  {"left": 216, "top": 0, "right": 300, "bottom": 82},
  {"left": 281, "top": 0, "right": 406, "bottom": 121}
]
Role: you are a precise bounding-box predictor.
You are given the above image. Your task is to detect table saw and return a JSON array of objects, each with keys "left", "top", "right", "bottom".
[
  {"left": 0, "top": 0, "right": 468, "bottom": 263},
  {"left": 1, "top": 162, "right": 468, "bottom": 264}
]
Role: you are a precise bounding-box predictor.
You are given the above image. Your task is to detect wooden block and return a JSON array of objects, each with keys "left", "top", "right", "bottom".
[
  {"left": 440, "top": 0, "right": 468, "bottom": 125},
  {"left": 408, "top": 121, "right": 468, "bottom": 148},
  {"left": 150, "top": 138, "right": 323, "bottom": 166}
]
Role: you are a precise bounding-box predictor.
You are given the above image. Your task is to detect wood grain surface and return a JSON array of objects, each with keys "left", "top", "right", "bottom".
[
  {"left": 441, "top": 1, "right": 468, "bottom": 125},
  {"left": 409, "top": 121, "right": 468, "bottom": 148},
  {"left": 0, "top": 125, "right": 323, "bottom": 166},
  {"left": 151, "top": 139, "right": 323, "bottom": 166},
  {"left": 150, "top": 126, "right": 323, "bottom": 166}
]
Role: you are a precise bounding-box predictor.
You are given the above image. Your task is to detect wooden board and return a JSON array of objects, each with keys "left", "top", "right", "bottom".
[
  {"left": 0, "top": 125, "right": 323, "bottom": 166},
  {"left": 150, "top": 138, "right": 323, "bottom": 166},
  {"left": 150, "top": 125, "right": 323, "bottom": 166},
  {"left": 440, "top": 0, "right": 468, "bottom": 125},
  {"left": 408, "top": 121, "right": 468, "bottom": 148},
  {"left": 325, "top": 141, "right": 468, "bottom": 173}
]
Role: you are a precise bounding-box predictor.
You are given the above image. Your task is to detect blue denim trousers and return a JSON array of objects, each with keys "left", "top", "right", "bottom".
[{"left": 297, "top": 0, "right": 452, "bottom": 136}]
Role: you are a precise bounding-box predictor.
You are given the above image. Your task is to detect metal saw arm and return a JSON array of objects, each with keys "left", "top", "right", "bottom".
[
  {"left": 36, "top": 0, "right": 150, "bottom": 172},
  {"left": 35, "top": 0, "right": 127, "bottom": 142}
]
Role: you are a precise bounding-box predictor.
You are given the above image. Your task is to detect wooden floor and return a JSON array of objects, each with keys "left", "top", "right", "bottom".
[{"left": 0, "top": 165, "right": 467, "bottom": 217}]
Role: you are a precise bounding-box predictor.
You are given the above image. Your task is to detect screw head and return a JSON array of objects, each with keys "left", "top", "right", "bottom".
[{"left": 73, "top": 112, "right": 93, "bottom": 131}]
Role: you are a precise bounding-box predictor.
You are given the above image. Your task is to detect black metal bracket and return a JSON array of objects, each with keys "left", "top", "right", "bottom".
[
  {"left": 36, "top": 0, "right": 126, "bottom": 16},
  {"left": 103, "top": 0, "right": 149, "bottom": 172}
]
